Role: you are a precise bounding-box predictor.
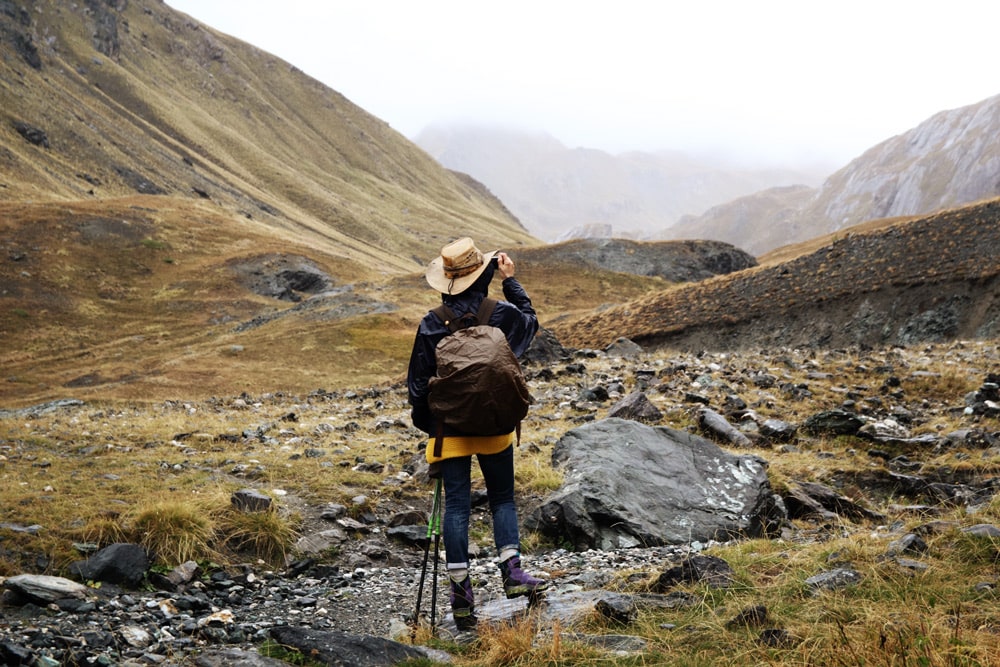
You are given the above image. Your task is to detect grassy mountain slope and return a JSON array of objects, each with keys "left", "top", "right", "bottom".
[
  {"left": 0, "top": 0, "right": 534, "bottom": 271},
  {"left": 0, "top": 197, "right": 407, "bottom": 403},
  {"left": 0, "top": 0, "right": 550, "bottom": 407},
  {"left": 0, "top": 194, "right": 674, "bottom": 407}
]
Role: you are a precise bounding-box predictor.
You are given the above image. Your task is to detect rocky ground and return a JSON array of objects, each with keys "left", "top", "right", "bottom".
[
  {"left": 1, "top": 335, "right": 999, "bottom": 665},
  {"left": 0, "top": 538, "right": 699, "bottom": 666}
]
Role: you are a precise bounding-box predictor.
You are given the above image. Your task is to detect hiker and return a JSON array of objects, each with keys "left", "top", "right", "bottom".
[{"left": 407, "top": 237, "right": 548, "bottom": 631}]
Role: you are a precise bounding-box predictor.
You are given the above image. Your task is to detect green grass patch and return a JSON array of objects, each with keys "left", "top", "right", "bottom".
[{"left": 258, "top": 639, "right": 318, "bottom": 665}]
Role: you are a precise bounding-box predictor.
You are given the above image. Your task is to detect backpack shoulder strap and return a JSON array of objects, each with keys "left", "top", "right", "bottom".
[
  {"left": 434, "top": 422, "right": 444, "bottom": 459},
  {"left": 431, "top": 304, "right": 459, "bottom": 333},
  {"left": 475, "top": 297, "right": 498, "bottom": 326},
  {"left": 433, "top": 298, "right": 497, "bottom": 333}
]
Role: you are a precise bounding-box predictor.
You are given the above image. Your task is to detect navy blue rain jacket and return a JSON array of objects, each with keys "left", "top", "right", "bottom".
[{"left": 406, "top": 264, "right": 538, "bottom": 436}]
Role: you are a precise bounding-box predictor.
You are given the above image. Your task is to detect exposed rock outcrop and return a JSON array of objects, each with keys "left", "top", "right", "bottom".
[
  {"left": 228, "top": 254, "right": 334, "bottom": 302},
  {"left": 520, "top": 237, "right": 757, "bottom": 284}
]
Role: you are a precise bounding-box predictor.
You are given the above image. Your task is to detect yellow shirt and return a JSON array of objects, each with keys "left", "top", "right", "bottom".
[{"left": 426, "top": 431, "right": 514, "bottom": 464}]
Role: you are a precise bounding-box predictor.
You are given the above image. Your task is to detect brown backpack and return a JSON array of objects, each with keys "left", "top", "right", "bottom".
[{"left": 427, "top": 298, "right": 533, "bottom": 457}]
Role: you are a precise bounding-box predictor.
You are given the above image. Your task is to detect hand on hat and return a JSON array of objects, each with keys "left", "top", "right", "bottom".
[{"left": 496, "top": 252, "right": 515, "bottom": 279}]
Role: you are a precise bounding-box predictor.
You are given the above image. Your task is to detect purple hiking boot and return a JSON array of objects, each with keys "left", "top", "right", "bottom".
[
  {"left": 450, "top": 576, "right": 477, "bottom": 631},
  {"left": 498, "top": 555, "right": 549, "bottom": 600}
]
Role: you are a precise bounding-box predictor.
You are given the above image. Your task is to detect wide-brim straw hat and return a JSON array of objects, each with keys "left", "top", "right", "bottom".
[{"left": 425, "top": 237, "right": 498, "bottom": 294}]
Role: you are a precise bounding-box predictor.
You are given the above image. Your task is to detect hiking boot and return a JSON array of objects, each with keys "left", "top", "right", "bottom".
[
  {"left": 498, "top": 555, "right": 549, "bottom": 599},
  {"left": 450, "top": 576, "right": 477, "bottom": 631}
]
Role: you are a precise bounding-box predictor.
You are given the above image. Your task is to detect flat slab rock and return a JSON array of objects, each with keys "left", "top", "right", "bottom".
[{"left": 3, "top": 574, "right": 90, "bottom": 603}]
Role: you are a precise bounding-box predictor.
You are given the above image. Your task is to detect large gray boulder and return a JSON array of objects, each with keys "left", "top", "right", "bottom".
[{"left": 527, "top": 418, "right": 785, "bottom": 549}]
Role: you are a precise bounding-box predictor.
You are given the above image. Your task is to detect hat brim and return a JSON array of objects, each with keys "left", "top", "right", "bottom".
[{"left": 425, "top": 249, "right": 498, "bottom": 294}]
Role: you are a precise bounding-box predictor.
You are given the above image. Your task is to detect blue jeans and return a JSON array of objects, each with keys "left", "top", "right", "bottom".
[{"left": 439, "top": 445, "right": 519, "bottom": 569}]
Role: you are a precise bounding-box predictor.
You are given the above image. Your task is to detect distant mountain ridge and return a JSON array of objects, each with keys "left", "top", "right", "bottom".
[
  {"left": 557, "top": 198, "right": 1000, "bottom": 351},
  {"left": 668, "top": 94, "right": 1000, "bottom": 255},
  {"left": 415, "top": 125, "right": 830, "bottom": 243}
]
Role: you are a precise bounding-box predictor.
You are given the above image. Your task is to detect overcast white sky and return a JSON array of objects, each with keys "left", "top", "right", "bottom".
[{"left": 166, "top": 0, "right": 1000, "bottom": 169}]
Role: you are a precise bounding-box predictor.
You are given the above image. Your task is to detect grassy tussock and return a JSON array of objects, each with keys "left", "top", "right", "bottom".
[
  {"left": 516, "top": 457, "right": 564, "bottom": 494},
  {"left": 77, "top": 513, "right": 128, "bottom": 548},
  {"left": 469, "top": 617, "right": 542, "bottom": 666},
  {"left": 216, "top": 507, "right": 301, "bottom": 566},
  {"left": 904, "top": 370, "right": 980, "bottom": 404},
  {"left": 131, "top": 499, "right": 220, "bottom": 566}
]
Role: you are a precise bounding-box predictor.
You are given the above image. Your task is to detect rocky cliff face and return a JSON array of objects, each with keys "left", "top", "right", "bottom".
[
  {"left": 808, "top": 93, "right": 1000, "bottom": 230},
  {"left": 666, "top": 94, "right": 1000, "bottom": 256}
]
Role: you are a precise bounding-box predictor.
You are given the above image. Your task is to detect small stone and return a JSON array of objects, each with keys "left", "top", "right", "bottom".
[
  {"left": 759, "top": 628, "right": 797, "bottom": 648},
  {"left": 231, "top": 488, "right": 273, "bottom": 512},
  {"left": 805, "top": 568, "right": 862, "bottom": 591}
]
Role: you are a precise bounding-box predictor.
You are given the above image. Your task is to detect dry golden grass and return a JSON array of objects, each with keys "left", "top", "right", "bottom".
[
  {"left": 215, "top": 506, "right": 301, "bottom": 566},
  {"left": 0, "top": 391, "right": 419, "bottom": 574},
  {"left": 435, "top": 520, "right": 1000, "bottom": 667},
  {"left": 0, "top": 193, "right": 671, "bottom": 409},
  {"left": 5, "top": 338, "right": 1000, "bottom": 666},
  {"left": 0, "top": 197, "right": 415, "bottom": 406},
  {"left": 131, "top": 499, "right": 220, "bottom": 566}
]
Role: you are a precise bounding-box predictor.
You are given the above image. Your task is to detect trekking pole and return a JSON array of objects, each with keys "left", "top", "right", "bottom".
[
  {"left": 411, "top": 520, "right": 432, "bottom": 640},
  {"left": 428, "top": 477, "right": 443, "bottom": 632},
  {"left": 411, "top": 476, "right": 443, "bottom": 639}
]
